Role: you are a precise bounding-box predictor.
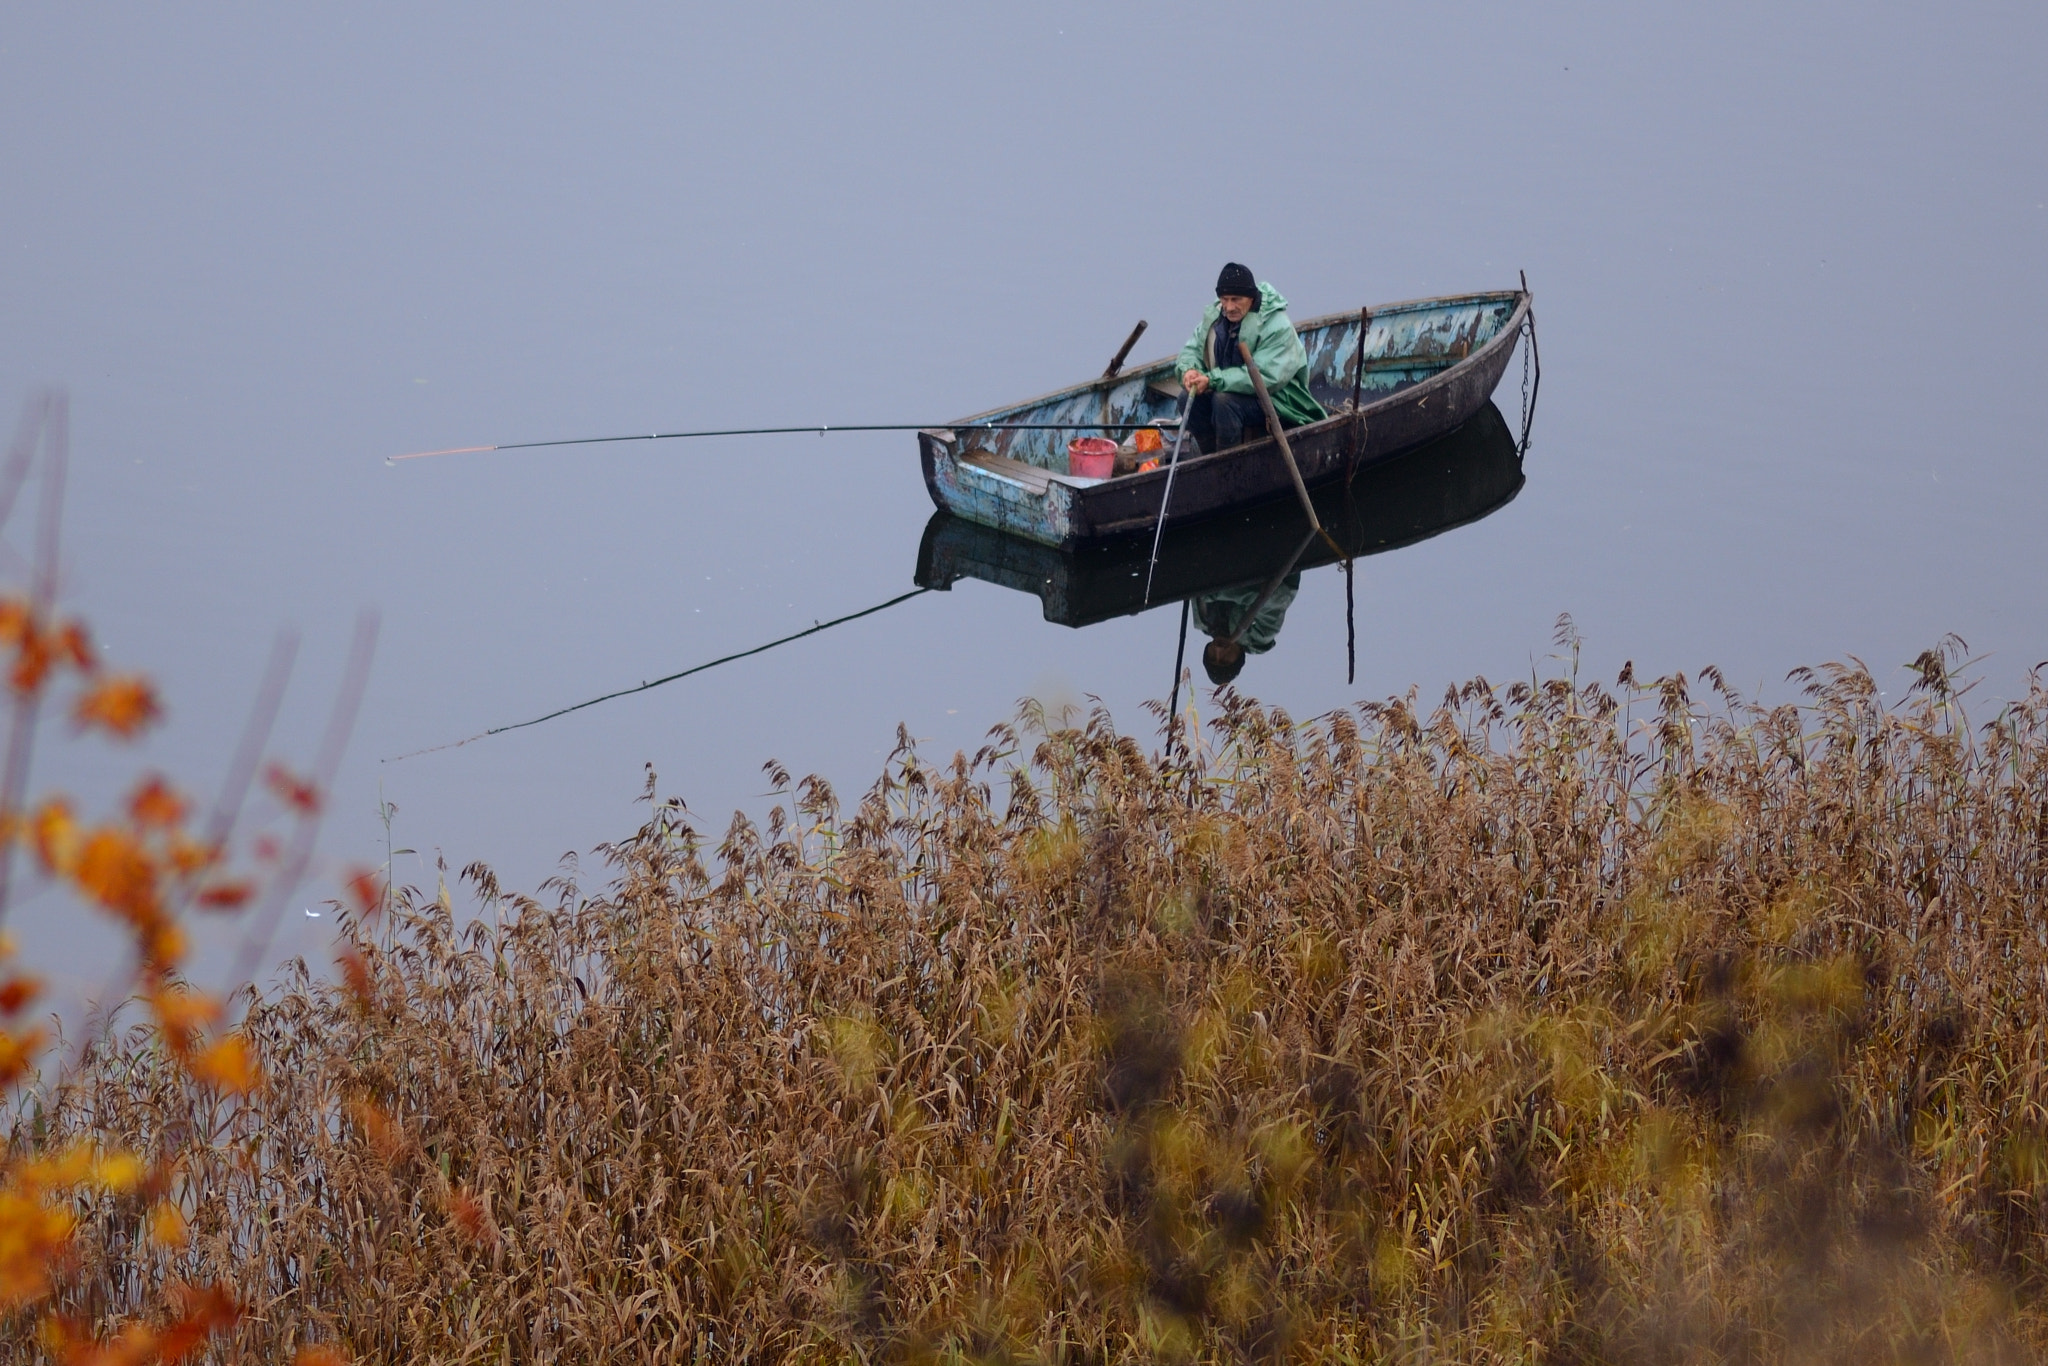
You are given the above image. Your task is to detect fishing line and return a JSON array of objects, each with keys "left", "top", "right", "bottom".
[
  {"left": 389, "top": 421, "right": 1176, "bottom": 464},
  {"left": 1168, "top": 597, "right": 1190, "bottom": 757},
  {"left": 384, "top": 586, "right": 931, "bottom": 761}
]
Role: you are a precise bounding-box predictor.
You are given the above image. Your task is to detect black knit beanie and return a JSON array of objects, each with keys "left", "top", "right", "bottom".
[{"left": 1215, "top": 262, "right": 1258, "bottom": 300}]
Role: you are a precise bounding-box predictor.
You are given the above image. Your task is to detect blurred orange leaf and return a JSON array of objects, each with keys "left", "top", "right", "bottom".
[
  {"left": 53, "top": 621, "right": 95, "bottom": 673},
  {"left": 89, "top": 1151, "right": 143, "bottom": 1195},
  {"left": 143, "top": 922, "right": 186, "bottom": 971},
  {"left": 343, "top": 867, "right": 383, "bottom": 917},
  {"left": 0, "top": 1184, "right": 77, "bottom": 1308},
  {"left": 146, "top": 986, "right": 220, "bottom": 1041},
  {"left": 0, "top": 974, "right": 42, "bottom": 1016},
  {"left": 336, "top": 947, "right": 372, "bottom": 1004},
  {"left": 263, "top": 762, "right": 321, "bottom": 816},
  {"left": 73, "top": 675, "right": 161, "bottom": 739},
  {"left": 71, "top": 829, "right": 159, "bottom": 924},
  {"left": 0, "top": 1025, "right": 48, "bottom": 1087},
  {"left": 194, "top": 881, "right": 253, "bottom": 911},
  {"left": 150, "top": 1282, "right": 240, "bottom": 1362},
  {"left": 30, "top": 800, "right": 79, "bottom": 873},
  {"left": 447, "top": 1186, "right": 497, "bottom": 1249},
  {"left": 190, "top": 1035, "right": 259, "bottom": 1094},
  {"left": 148, "top": 1201, "right": 187, "bottom": 1249},
  {"left": 345, "top": 1097, "right": 403, "bottom": 1163},
  {"left": 126, "top": 777, "right": 186, "bottom": 829},
  {"left": 52, "top": 1320, "right": 164, "bottom": 1366}
]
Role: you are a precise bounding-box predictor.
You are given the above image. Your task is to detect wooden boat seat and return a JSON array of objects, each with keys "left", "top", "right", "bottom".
[{"left": 960, "top": 448, "right": 1054, "bottom": 494}]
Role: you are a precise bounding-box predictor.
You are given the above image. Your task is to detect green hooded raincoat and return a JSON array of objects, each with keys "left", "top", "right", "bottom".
[{"left": 1175, "top": 282, "right": 1328, "bottom": 430}]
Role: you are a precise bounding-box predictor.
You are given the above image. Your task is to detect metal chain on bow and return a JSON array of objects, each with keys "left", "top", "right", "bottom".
[{"left": 1517, "top": 305, "right": 1542, "bottom": 455}]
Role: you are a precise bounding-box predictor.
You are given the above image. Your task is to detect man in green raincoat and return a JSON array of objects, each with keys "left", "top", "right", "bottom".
[{"left": 1176, "top": 262, "right": 1327, "bottom": 453}]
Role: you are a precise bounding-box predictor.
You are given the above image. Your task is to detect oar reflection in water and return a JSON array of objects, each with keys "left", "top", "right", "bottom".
[
  {"left": 384, "top": 587, "right": 931, "bottom": 761},
  {"left": 1190, "top": 524, "right": 1319, "bottom": 689}
]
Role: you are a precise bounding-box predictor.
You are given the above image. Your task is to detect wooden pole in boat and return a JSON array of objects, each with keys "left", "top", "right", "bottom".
[
  {"left": 1100, "top": 319, "right": 1147, "bottom": 430},
  {"left": 1343, "top": 305, "right": 1370, "bottom": 686},
  {"left": 1350, "top": 306, "right": 1371, "bottom": 415},
  {"left": 1102, "top": 321, "right": 1147, "bottom": 379},
  {"left": 1240, "top": 351, "right": 1346, "bottom": 562}
]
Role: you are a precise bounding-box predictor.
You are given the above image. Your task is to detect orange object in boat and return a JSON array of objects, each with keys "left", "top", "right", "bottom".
[
  {"left": 1133, "top": 427, "right": 1164, "bottom": 454},
  {"left": 1137, "top": 459, "right": 1160, "bottom": 473}
]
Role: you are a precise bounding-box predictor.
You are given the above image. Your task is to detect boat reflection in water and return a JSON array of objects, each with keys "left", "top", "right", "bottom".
[
  {"left": 915, "top": 400, "right": 1525, "bottom": 681},
  {"left": 394, "top": 404, "right": 1524, "bottom": 761}
]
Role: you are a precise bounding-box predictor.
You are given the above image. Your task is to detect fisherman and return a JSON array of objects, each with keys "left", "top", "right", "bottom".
[
  {"left": 1193, "top": 570, "right": 1301, "bottom": 686},
  {"left": 1177, "top": 262, "right": 1327, "bottom": 454}
]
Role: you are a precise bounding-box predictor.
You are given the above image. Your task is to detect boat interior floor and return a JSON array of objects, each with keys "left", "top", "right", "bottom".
[{"left": 959, "top": 448, "right": 1055, "bottom": 492}]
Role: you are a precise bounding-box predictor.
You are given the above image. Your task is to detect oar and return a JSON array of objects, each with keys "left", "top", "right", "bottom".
[
  {"left": 1240, "top": 350, "right": 1346, "bottom": 563},
  {"left": 1141, "top": 390, "right": 1195, "bottom": 605}
]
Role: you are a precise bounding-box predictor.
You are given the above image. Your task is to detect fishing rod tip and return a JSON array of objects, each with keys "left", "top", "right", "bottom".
[{"left": 388, "top": 444, "right": 497, "bottom": 464}]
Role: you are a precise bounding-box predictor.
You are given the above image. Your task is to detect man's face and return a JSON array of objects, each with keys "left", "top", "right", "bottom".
[{"left": 1219, "top": 294, "right": 1256, "bottom": 323}]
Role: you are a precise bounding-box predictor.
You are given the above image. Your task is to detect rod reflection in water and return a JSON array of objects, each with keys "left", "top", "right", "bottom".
[{"left": 385, "top": 588, "right": 931, "bottom": 761}]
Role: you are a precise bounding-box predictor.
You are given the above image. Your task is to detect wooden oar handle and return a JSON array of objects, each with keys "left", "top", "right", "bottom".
[{"left": 1240, "top": 351, "right": 1343, "bottom": 559}]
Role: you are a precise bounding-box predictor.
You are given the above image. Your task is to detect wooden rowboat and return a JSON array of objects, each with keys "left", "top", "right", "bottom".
[
  {"left": 917, "top": 400, "right": 1524, "bottom": 626},
  {"left": 919, "top": 288, "right": 1531, "bottom": 549}
]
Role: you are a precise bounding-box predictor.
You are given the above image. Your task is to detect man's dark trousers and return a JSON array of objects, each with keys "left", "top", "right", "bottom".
[{"left": 1186, "top": 390, "right": 1267, "bottom": 454}]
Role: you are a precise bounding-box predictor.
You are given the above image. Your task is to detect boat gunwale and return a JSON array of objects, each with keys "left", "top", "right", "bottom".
[{"left": 925, "top": 287, "right": 1529, "bottom": 443}]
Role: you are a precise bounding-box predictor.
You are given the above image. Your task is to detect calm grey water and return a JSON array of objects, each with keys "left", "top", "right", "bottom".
[{"left": 4, "top": 4, "right": 2045, "bottom": 1002}]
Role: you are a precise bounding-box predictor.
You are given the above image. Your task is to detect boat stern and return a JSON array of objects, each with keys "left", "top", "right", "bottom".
[{"left": 920, "top": 429, "right": 1080, "bottom": 549}]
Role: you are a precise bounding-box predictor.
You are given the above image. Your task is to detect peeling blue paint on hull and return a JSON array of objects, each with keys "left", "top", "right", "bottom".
[{"left": 920, "top": 289, "right": 1530, "bottom": 549}]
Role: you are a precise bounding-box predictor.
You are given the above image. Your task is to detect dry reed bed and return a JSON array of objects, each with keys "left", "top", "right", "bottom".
[{"left": 16, "top": 644, "right": 2048, "bottom": 1363}]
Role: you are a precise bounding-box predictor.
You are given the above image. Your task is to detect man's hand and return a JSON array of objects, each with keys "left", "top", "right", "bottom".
[{"left": 1182, "top": 368, "right": 1211, "bottom": 395}]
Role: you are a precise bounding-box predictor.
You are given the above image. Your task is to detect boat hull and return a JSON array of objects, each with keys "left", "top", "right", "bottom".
[
  {"left": 917, "top": 401, "right": 1525, "bottom": 626},
  {"left": 920, "top": 289, "right": 1529, "bottom": 549}
]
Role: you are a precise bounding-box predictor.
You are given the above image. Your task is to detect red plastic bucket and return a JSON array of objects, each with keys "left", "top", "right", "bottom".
[{"left": 1067, "top": 437, "right": 1117, "bottom": 479}]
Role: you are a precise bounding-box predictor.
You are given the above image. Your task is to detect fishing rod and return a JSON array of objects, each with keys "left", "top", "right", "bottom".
[
  {"left": 384, "top": 586, "right": 932, "bottom": 761},
  {"left": 388, "top": 420, "right": 1179, "bottom": 465},
  {"left": 1142, "top": 390, "right": 1195, "bottom": 606},
  {"left": 1166, "top": 597, "right": 1191, "bottom": 757}
]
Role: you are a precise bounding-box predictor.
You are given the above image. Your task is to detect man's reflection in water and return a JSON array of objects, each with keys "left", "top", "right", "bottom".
[{"left": 1194, "top": 569, "right": 1302, "bottom": 685}]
